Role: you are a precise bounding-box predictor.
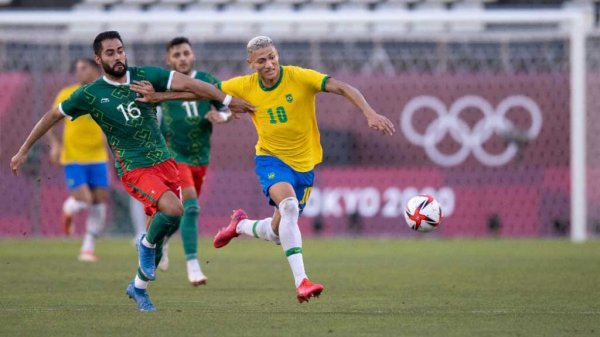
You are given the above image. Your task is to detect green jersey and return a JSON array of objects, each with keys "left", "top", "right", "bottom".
[
  {"left": 59, "top": 66, "right": 174, "bottom": 176},
  {"left": 160, "top": 70, "right": 223, "bottom": 166}
]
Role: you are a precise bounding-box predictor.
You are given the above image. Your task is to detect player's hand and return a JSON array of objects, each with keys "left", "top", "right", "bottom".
[
  {"left": 49, "top": 144, "right": 61, "bottom": 164},
  {"left": 131, "top": 80, "right": 158, "bottom": 103},
  {"left": 10, "top": 151, "right": 27, "bottom": 176},
  {"left": 228, "top": 97, "right": 255, "bottom": 114},
  {"left": 366, "top": 111, "right": 395, "bottom": 136},
  {"left": 206, "top": 110, "right": 231, "bottom": 124}
]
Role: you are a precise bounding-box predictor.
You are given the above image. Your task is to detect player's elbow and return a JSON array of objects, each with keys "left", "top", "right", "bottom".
[
  {"left": 181, "top": 78, "right": 196, "bottom": 92},
  {"left": 331, "top": 80, "right": 355, "bottom": 96},
  {"left": 172, "top": 73, "right": 198, "bottom": 94},
  {"left": 49, "top": 107, "right": 66, "bottom": 122}
]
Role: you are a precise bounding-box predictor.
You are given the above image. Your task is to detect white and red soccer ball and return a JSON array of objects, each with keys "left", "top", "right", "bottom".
[{"left": 404, "top": 195, "right": 443, "bottom": 233}]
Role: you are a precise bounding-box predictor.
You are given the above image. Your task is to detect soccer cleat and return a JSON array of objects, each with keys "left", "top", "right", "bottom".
[
  {"left": 62, "top": 213, "right": 74, "bottom": 236},
  {"left": 78, "top": 251, "right": 98, "bottom": 262},
  {"left": 213, "top": 209, "right": 247, "bottom": 248},
  {"left": 137, "top": 234, "right": 156, "bottom": 281},
  {"left": 157, "top": 242, "right": 169, "bottom": 272},
  {"left": 126, "top": 281, "right": 156, "bottom": 312},
  {"left": 186, "top": 259, "right": 207, "bottom": 287},
  {"left": 296, "top": 278, "right": 324, "bottom": 303}
]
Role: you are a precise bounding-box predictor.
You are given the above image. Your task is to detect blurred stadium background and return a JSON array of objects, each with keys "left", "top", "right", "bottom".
[{"left": 0, "top": 0, "right": 599, "bottom": 240}]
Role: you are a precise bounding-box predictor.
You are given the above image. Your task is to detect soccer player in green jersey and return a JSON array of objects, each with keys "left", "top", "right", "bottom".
[
  {"left": 10, "top": 31, "right": 254, "bottom": 312},
  {"left": 156, "top": 36, "right": 232, "bottom": 286}
]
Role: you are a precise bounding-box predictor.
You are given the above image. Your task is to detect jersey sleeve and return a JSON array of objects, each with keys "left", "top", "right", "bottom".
[
  {"left": 198, "top": 72, "right": 225, "bottom": 110},
  {"left": 58, "top": 86, "right": 91, "bottom": 121},
  {"left": 218, "top": 76, "right": 246, "bottom": 99},
  {"left": 294, "top": 66, "right": 330, "bottom": 93},
  {"left": 142, "top": 66, "right": 175, "bottom": 92}
]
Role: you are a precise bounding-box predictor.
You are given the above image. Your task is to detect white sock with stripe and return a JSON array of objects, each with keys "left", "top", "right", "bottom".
[
  {"left": 278, "top": 197, "right": 307, "bottom": 287},
  {"left": 237, "top": 218, "right": 280, "bottom": 244}
]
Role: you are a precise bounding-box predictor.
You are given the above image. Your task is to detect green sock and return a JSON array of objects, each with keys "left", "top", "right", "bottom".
[
  {"left": 154, "top": 238, "right": 164, "bottom": 268},
  {"left": 180, "top": 198, "right": 199, "bottom": 261},
  {"left": 146, "top": 212, "right": 180, "bottom": 245}
]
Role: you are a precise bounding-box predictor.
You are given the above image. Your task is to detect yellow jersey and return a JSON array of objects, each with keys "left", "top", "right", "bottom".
[
  {"left": 220, "top": 65, "right": 329, "bottom": 172},
  {"left": 52, "top": 83, "right": 108, "bottom": 165}
]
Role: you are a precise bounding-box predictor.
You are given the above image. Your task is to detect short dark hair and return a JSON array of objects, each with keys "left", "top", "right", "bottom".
[
  {"left": 93, "top": 31, "right": 123, "bottom": 56},
  {"left": 71, "top": 58, "right": 100, "bottom": 72},
  {"left": 166, "top": 36, "right": 192, "bottom": 51}
]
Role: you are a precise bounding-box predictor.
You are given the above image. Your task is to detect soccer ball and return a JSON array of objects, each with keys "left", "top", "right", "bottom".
[{"left": 404, "top": 195, "right": 443, "bottom": 233}]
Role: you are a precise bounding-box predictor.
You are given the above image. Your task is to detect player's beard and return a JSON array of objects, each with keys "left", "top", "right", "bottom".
[{"left": 102, "top": 60, "right": 128, "bottom": 78}]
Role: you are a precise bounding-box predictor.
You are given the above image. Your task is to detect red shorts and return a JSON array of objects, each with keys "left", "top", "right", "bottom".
[
  {"left": 178, "top": 163, "right": 208, "bottom": 196},
  {"left": 121, "top": 159, "right": 181, "bottom": 216}
]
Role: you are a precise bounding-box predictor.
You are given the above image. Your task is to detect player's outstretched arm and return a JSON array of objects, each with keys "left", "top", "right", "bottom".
[
  {"left": 11, "top": 107, "right": 65, "bottom": 176},
  {"left": 131, "top": 78, "right": 255, "bottom": 115},
  {"left": 171, "top": 73, "right": 255, "bottom": 114},
  {"left": 132, "top": 82, "right": 199, "bottom": 103},
  {"left": 325, "top": 78, "right": 395, "bottom": 136}
]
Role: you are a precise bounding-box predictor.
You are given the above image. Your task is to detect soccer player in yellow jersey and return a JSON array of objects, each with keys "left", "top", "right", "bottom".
[
  {"left": 131, "top": 36, "right": 395, "bottom": 303},
  {"left": 47, "top": 58, "right": 108, "bottom": 262}
]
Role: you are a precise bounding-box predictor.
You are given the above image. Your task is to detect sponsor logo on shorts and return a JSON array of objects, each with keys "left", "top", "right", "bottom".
[{"left": 268, "top": 172, "right": 276, "bottom": 180}]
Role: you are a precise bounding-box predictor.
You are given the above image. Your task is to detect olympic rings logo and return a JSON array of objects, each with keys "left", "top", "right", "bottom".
[{"left": 401, "top": 95, "right": 543, "bottom": 167}]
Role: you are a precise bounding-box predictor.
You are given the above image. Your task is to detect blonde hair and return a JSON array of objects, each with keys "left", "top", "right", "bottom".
[{"left": 246, "top": 36, "right": 274, "bottom": 54}]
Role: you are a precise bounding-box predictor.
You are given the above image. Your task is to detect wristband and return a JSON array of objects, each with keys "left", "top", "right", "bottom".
[
  {"left": 222, "top": 94, "right": 232, "bottom": 107},
  {"left": 219, "top": 111, "right": 232, "bottom": 120}
]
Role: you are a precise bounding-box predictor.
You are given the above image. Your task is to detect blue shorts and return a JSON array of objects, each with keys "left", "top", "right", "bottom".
[
  {"left": 63, "top": 162, "right": 110, "bottom": 191},
  {"left": 255, "top": 155, "right": 314, "bottom": 212}
]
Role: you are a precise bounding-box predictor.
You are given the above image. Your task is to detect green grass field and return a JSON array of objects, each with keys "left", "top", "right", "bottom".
[{"left": 1, "top": 238, "right": 599, "bottom": 337}]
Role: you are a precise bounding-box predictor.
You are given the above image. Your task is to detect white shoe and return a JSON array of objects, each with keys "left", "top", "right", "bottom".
[
  {"left": 78, "top": 251, "right": 98, "bottom": 262},
  {"left": 186, "top": 259, "right": 207, "bottom": 287},
  {"left": 157, "top": 242, "right": 169, "bottom": 272}
]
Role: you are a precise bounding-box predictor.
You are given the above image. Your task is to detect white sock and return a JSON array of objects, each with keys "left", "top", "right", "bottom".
[
  {"left": 278, "top": 197, "right": 307, "bottom": 287},
  {"left": 63, "top": 196, "right": 89, "bottom": 215},
  {"left": 134, "top": 274, "right": 148, "bottom": 289},
  {"left": 81, "top": 204, "right": 106, "bottom": 253},
  {"left": 237, "top": 218, "right": 280, "bottom": 244},
  {"left": 81, "top": 234, "right": 95, "bottom": 253},
  {"left": 287, "top": 254, "right": 306, "bottom": 287},
  {"left": 186, "top": 259, "right": 203, "bottom": 273},
  {"left": 129, "top": 197, "right": 146, "bottom": 238},
  {"left": 141, "top": 237, "right": 156, "bottom": 248}
]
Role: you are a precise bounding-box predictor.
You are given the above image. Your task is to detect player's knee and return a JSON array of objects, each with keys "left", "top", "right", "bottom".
[
  {"left": 279, "top": 197, "right": 299, "bottom": 217},
  {"left": 92, "top": 190, "right": 108, "bottom": 204},
  {"left": 76, "top": 193, "right": 93, "bottom": 205},
  {"left": 162, "top": 202, "right": 184, "bottom": 217},
  {"left": 158, "top": 192, "right": 184, "bottom": 216}
]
